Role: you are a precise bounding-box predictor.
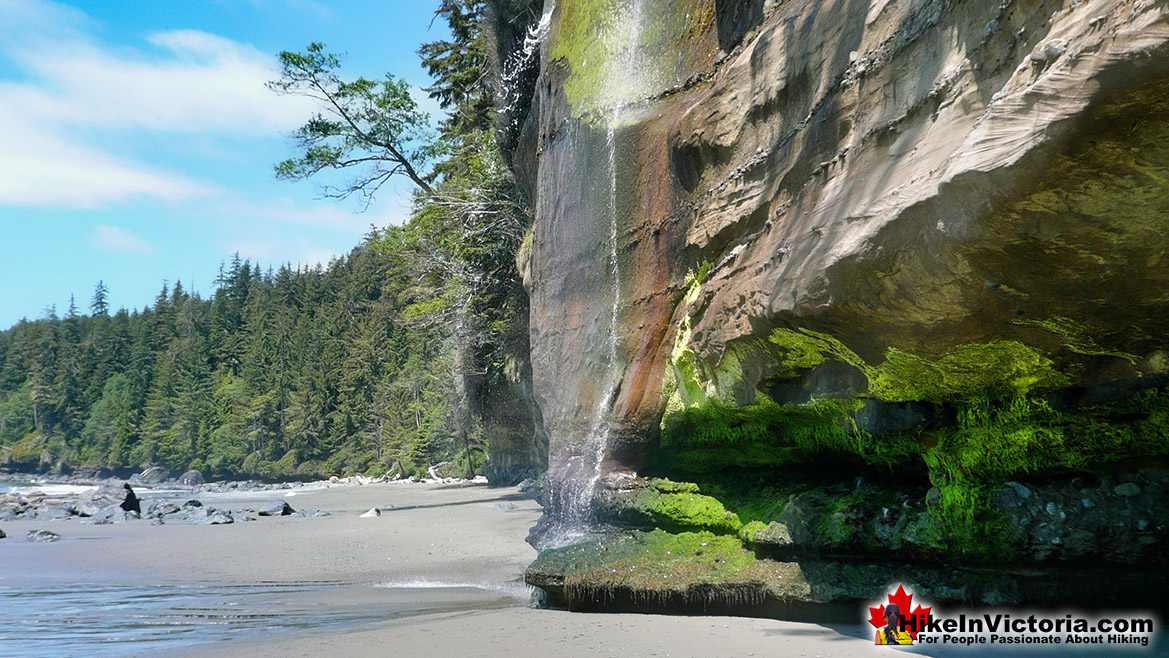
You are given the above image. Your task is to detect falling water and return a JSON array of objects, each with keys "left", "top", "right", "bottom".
[
  {"left": 546, "top": 0, "right": 651, "bottom": 543},
  {"left": 499, "top": 1, "right": 556, "bottom": 134}
]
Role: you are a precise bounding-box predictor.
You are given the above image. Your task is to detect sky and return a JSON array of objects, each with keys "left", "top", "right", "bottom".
[{"left": 0, "top": 0, "right": 447, "bottom": 327}]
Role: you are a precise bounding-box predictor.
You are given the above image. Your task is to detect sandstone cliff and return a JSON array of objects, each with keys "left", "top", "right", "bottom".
[{"left": 521, "top": 0, "right": 1169, "bottom": 481}]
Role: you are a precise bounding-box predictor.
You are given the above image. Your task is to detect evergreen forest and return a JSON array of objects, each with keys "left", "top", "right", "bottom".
[{"left": 0, "top": 0, "right": 536, "bottom": 481}]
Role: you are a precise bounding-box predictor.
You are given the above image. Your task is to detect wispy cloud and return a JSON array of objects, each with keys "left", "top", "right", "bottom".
[
  {"left": 92, "top": 224, "right": 155, "bottom": 254},
  {"left": 0, "top": 0, "right": 316, "bottom": 208}
]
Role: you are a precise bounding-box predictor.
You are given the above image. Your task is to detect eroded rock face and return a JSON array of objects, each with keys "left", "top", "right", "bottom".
[{"left": 524, "top": 0, "right": 1169, "bottom": 489}]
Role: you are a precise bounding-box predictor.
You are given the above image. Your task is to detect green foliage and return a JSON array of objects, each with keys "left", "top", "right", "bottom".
[
  {"left": 271, "top": 42, "right": 438, "bottom": 200},
  {"left": 418, "top": 0, "right": 493, "bottom": 141},
  {"left": 683, "top": 261, "right": 713, "bottom": 291}
]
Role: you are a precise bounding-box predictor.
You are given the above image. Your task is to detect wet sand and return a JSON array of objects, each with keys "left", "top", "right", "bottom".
[{"left": 3, "top": 481, "right": 1148, "bottom": 657}]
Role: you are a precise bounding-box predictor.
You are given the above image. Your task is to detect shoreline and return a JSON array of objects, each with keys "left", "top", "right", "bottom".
[{"left": 3, "top": 481, "right": 1159, "bottom": 657}]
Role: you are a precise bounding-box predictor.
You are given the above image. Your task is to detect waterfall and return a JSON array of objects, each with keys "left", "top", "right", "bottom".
[
  {"left": 543, "top": 0, "right": 652, "bottom": 545},
  {"left": 499, "top": 1, "right": 555, "bottom": 134}
]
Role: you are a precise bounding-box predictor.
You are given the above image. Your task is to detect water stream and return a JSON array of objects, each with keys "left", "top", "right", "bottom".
[
  {"left": 499, "top": 1, "right": 556, "bottom": 135},
  {"left": 546, "top": 0, "right": 652, "bottom": 544}
]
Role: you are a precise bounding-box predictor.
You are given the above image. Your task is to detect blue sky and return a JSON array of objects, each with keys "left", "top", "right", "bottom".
[{"left": 0, "top": 0, "right": 446, "bottom": 327}]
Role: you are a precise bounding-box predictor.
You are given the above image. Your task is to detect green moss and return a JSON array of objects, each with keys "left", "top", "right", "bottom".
[
  {"left": 635, "top": 480, "right": 742, "bottom": 534},
  {"left": 1016, "top": 316, "right": 1140, "bottom": 366},
  {"left": 738, "top": 520, "right": 768, "bottom": 543},
  {"left": 657, "top": 395, "right": 919, "bottom": 474},
  {"left": 768, "top": 328, "right": 866, "bottom": 379},
  {"left": 768, "top": 329, "right": 1068, "bottom": 402},
  {"left": 683, "top": 261, "right": 713, "bottom": 290},
  {"left": 559, "top": 530, "right": 762, "bottom": 600},
  {"left": 548, "top": 0, "right": 710, "bottom": 117}
]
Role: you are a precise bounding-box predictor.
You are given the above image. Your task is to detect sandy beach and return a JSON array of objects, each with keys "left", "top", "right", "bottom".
[{"left": 1, "top": 481, "right": 1154, "bottom": 657}]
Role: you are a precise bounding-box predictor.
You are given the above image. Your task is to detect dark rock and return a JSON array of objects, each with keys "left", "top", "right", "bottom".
[
  {"left": 0, "top": 527, "right": 5, "bottom": 539},
  {"left": 27, "top": 529, "right": 61, "bottom": 543},
  {"left": 182, "top": 499, "right": 203, "bottom": 508},
  {"left": 178, "top": 470, "right": 205, "bottom": 486},
  {"left": 1113, "top": 482, "right": 1140, "bottom": 497},
  {"left": 257, "top": 500, "right": 295, "bottom": 517},
  {"left": 754, "top": 521, "right": 795, "bottom": 552}
]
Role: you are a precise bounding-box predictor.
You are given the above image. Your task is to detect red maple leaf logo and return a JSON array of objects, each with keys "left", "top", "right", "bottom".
[{"left": 867, "top": 584, "right": 932, "bottom": 641}]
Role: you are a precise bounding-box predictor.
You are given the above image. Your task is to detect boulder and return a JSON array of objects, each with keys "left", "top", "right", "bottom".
[
  {"left": 27, "top": 529, "right": 61, "bottom": 542},
  {"left": 146, "top": 501, "right": 181, "bottom": 519},
  {"left": 87, "top": 505, "right": 129, "bottom": 525},
  {"left": 257, "top": 500, "right": 295, "bottom": 517},
  {"left": 178, "top": 470, "right": 205, "bottom": 486},
  {"left": 137, "top": 466, "right": 169, "bottom": 484}
]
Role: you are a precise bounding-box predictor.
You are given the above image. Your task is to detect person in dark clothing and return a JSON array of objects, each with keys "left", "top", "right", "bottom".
[{"left": 120, "top": 483, "right": 141, "bottom": 514}]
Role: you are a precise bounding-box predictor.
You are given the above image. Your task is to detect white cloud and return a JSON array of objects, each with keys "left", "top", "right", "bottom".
[
  {"left": 0, "top": 105, "right": 212, "bottom": 208},
  {"left": 92, "top": 224, "right": 155, "bottom": 254},
  {"left": 0, "top": 0, "right": 316, "bottom": 208}
]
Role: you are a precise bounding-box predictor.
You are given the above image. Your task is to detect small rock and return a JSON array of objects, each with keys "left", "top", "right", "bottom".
[
  {"left": 0, "top": 527, "right": 5, "bottom": 539},
  {"left": 493, "top": 502, "right": 517, "bottom": 512},
  {"left": 1045, "top": 502, "right": 1058, "bottom": 516},
  {"left": 1138, "top": 519, "right": 1150, "bottom": 531},
  {"left": 1004, "top": 482, "right": 1032, "bottom": 499},
  {"left": 1113, "top": 482, "right": 1140, "bottom": 497},
  {"left": 1030, "top": 38, "right": 1069, "bottom": 64},
  {"left": 359, "top": 507, "right": 381, "bottom": 518},
  {"left": 1082, "top": 498, "right": 1095, "bottom": 508},
  {"left": 27, "top": 529, "right": 61, "bottom": 543},
  {"left": 257, "top": 500, "right": 295, "bottom": 517},
  {"left": 926, "top": 487, "right": 941, "bottom": 506},
  {"left": 291, "top": 509, "right": 330, "bottom": 518},
  {"left": 182, "top": 499, "right": 204, "bottom": 508}
]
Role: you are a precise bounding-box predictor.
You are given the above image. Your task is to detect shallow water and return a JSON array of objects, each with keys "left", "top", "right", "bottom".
[
  {"left": 0, "top": 581, "right": 521, "bottom": 658},
  {"left": 0, "top": 478, "right": 97, "bottom": 497}
]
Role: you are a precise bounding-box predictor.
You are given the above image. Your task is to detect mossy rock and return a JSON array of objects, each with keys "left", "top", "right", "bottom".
[{"left": 605, "top": 478, "right": 743, "bottom": 535}]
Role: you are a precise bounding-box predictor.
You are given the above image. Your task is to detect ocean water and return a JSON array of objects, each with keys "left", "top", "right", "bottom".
[{"left": 0, "top": 581, "right": 520, "bottom": 658}]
